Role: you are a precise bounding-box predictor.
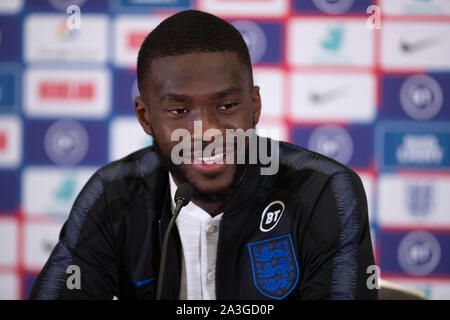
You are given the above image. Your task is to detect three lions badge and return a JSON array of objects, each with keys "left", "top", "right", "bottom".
[{"left": 248, "top": 234, "right": 299, "bottom": 299}]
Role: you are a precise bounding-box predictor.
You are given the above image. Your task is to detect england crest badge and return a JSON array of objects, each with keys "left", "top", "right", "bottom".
[{"left": 247, "top": 234, "right": 299, "bottom": 299}]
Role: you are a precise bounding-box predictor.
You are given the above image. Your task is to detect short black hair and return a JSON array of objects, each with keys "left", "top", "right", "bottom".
[{"left": 136, "top": 10, "right": 253, "bottom": 97}]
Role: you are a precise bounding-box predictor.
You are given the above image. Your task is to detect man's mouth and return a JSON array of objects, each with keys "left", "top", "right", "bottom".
[
  {"left": 190, "top": 152, "right": 228, "bottom": 174},
  {"left": 194, "top": 152, "right": 224, "bottom": 164}
]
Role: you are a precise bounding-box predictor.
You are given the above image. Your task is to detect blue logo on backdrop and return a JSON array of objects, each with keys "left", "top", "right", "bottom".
[
  {"left": 397, "top": 231, "right": 442, "bottom": 276},
  {"left": 25, "top": 119, "right": 107, "bottom": 166},
  {"left": 379, "top": 229, "right": 450, "bottom": 277},
  {"left": 44, "top": 119, "right": 89, "bottom": 166},
  {"left": 307, "top": 125, "right": 354, "bottom": 165},
  {"left": 248, "top": 234, "right": 299, "bottom": 299},
  {"left": 376, "top": 122, "right": 450, "bottom": 171},
  {"left": 293, "top": 124, "right": 373, "bottom": 168},
  {"left": 381, "top": 73, "right": 450, "bottom": 121}
]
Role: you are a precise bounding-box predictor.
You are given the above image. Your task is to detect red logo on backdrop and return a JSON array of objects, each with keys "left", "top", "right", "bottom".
[
  {"left": 38, "top": 81, "right": 95, "bottom": 100},
  {"left": 127, "top": 31, "right": 147, "bottom": 50},
  {"left": 0, "top": 131, "right": 7, "bottom": 151}
]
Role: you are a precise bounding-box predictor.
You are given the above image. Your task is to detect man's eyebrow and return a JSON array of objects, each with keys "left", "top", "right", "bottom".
[
  {"left": 213, "top": 87, "right": 242, "bottom": 99},
  {"left": 159, "top": 93, "right": 190, "bottom": 102},
  {"left": 160, "top": 88, "right": 242, "bottom": 102}
]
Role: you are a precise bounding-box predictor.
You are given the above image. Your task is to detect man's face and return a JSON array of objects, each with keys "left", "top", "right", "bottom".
[{"left": 135, "top": 51, "right": 261, "bottom": 199}]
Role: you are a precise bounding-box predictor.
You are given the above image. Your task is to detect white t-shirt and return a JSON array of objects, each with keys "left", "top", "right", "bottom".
[{"left": 169, "top": 174, "right": 223, "bottom": 300}]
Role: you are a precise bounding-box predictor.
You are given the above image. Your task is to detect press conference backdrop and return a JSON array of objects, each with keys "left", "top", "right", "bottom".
[{"left": 0, "top": 0, "right": 449, "bottom": 300}]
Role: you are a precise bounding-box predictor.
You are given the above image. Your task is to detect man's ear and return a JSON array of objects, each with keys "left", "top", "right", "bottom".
[
  {"left": 251, "top": 85, "right": 262, "bottom": 126},
  {"left": 134, "top": 96, "right": 153, "bottom": 136}
]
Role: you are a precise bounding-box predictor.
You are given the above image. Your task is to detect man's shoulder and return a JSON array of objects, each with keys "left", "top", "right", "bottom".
[
  {"left": 278, "top": 140, "right": 357, "bottom": 177},
  {"left": 95, "top": 146, "right": 161, "bottom": 184},
  {"left": 275, "top": 140, "right": 363, "bottom": 193},
  {"left": 79, "top": 146, "right": 165, "bottom": 205}
]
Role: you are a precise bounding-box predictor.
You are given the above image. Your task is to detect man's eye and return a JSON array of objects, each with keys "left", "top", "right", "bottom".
[
  {"left": 218, "top": 102, "right": 238, "bottom": 110},
  {"left": 169, "top": 108, "right": 189, "bottom": 115}
]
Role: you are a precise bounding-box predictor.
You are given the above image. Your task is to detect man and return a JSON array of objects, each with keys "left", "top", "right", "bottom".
[{"left": 30, "top": 10, "right": 377, "bottom": 300}]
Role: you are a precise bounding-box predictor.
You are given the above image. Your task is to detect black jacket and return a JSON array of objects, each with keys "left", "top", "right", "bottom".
[{"left": 30, "top": 140, "right": 378, "bottom": 300}]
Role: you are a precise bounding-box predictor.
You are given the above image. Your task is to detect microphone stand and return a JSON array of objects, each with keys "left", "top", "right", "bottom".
[{"left": 156, "top": 183, "right": 193, "bottom": 300}]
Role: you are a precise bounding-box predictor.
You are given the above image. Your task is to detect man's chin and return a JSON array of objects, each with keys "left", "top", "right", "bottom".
[
  {"left": 151, "top": 138, "right": 246, "bottom": 204},
  {"left": 176, "top": 166, "right": 239, "bottom": 203}
]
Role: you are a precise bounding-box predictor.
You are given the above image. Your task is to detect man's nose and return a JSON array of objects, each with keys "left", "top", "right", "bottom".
[{"left": 193, "top": 110, "right": 221, "bottom": 141}]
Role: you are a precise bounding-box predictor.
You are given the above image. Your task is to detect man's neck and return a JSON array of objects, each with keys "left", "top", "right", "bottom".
[
  {"left": 191, "top": 200, "right": 225, "bottom": 217},
  {"left": 168, "top": 173, "right": 226, "bottom": 217}
]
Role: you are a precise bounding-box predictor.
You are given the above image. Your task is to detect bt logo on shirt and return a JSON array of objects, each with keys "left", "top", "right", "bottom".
[{"left": 260, "top": 201, "right": 285, "bottom": 232}]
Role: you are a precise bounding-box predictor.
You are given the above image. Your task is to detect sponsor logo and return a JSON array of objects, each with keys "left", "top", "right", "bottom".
[
  {"left": 400, "top": 75, "right": 443, "bottom": 121},
  {"left": 400, "top": 36, "right": 439, "bottom": 54},
  {"left": 232, "top": 20, "right": 267, "bottom": 63},
  {"left": 377, "top": 123, "right": 450, "bottom": 170},
  {"left": 378, "top": 175, "right": 450, "bottom": 226},
  {"left": 382, "top": 22, "right": 450, "bottom": 70},
  {"left": 260, "top": 201, "right": 285, "bottom": 232},
  {"left": 397, "top": 231, "right": 441, "bottom": 276},
  {"left": 248, "top": 234, "right": 299, "bottom": 299},
  {"left": 24, "top": 222, "right": 62, "bottom": 270},
  {"left": 55, "top": 16, "right": 81, "bottom": 42},
  {"left": 22, "top": 167, "right": 94, "bottom": 217},
  {"left": 44, "top": 119, "right": 89, "bottom": 166},
  {"left": 407, "top": 183, "right": 433, "bottom": 216},
  {"left": 25, "top": 68, "right": 110, "bottom": 118},
  {"left": 396, "top": 134, "right": 443, "bottom": 165},
  {"left": 24, "top": 14, "right": 108, "bottom": 63},
  {"left": 309, "top": 85, "right": 347, "bottom": 105},
  {"left": 308, "top": 125, "right": 353, "bottom": 165},
  {"left": 39, "top": 80, "right": 94, "bottom": 100},
  {"left": 288, "top": 19, "right": 374, "bottom": 67},
  {"left": 321, "top": 25, "right": 344, "bottom": 52},
  {"left": 291, "top": 72, "right": 375, "bottom": 122},
  {"left": 312, "top": 0, "right": 356, "bottom": 14}
]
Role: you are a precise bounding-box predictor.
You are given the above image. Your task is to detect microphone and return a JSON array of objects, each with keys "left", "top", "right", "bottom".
[{"left": 156, "top": 183, "right": 193, "bottom": 300}]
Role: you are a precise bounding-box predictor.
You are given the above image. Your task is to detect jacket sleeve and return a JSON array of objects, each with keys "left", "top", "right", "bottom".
[
  {"left": 299, "top": 169, "right": 378, "bottom": 300},
  {"left": 29, "top": 173, "right": 120, "bottom": 300}
]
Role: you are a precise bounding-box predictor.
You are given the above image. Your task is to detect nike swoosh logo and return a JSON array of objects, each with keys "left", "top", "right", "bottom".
[
  {"left": 400, "top": 36, "right": 439, "bottom": 54},
  {"left": 309, "top": 86, "right": 347, "bottom": 105}
]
